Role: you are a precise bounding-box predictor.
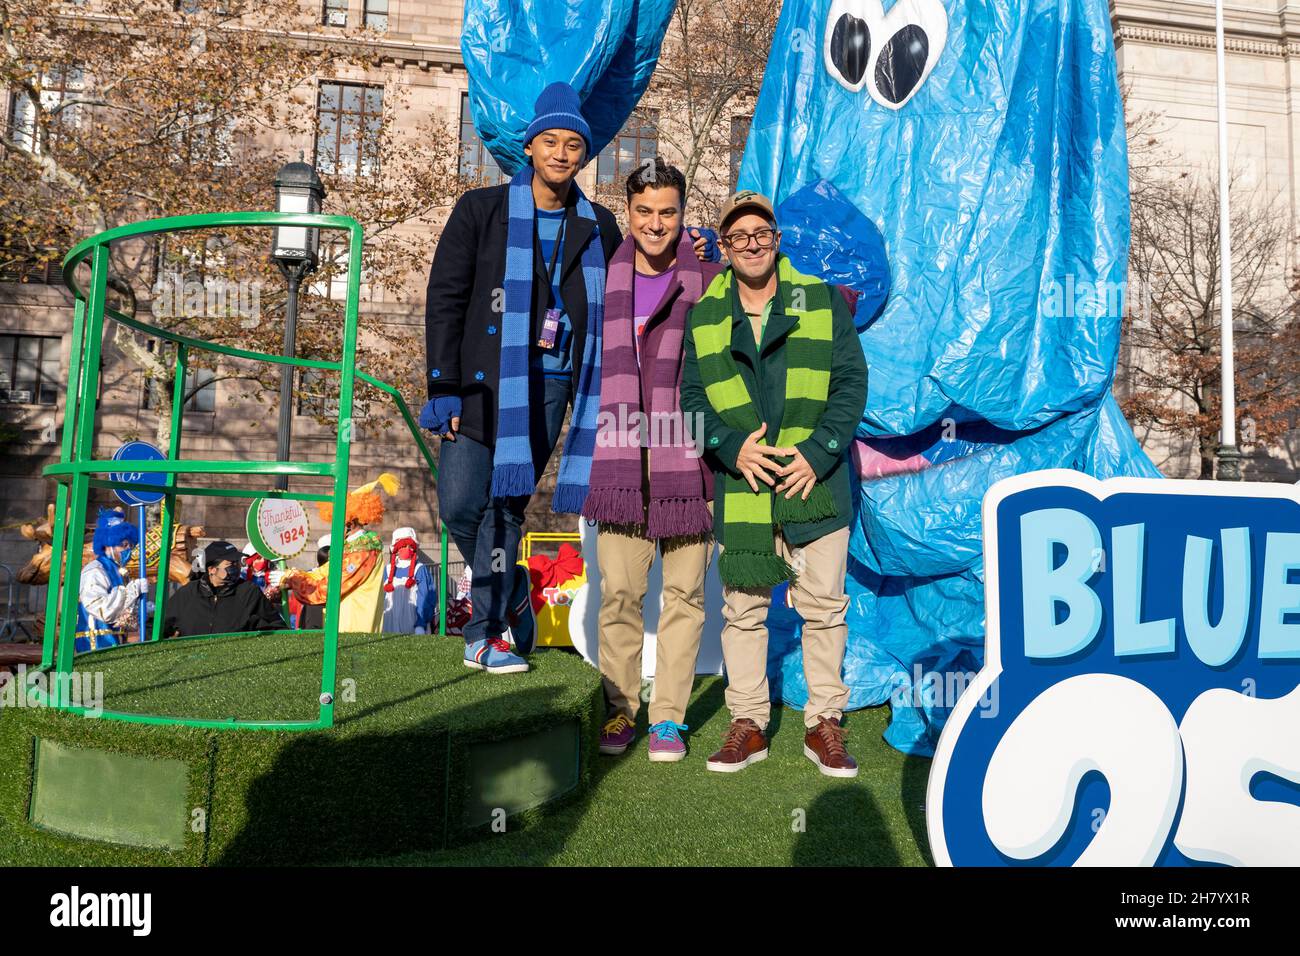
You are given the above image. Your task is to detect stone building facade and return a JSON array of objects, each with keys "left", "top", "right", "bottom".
[{"left": 1113, "top": 0, "right": 1300, "bottom": 479}]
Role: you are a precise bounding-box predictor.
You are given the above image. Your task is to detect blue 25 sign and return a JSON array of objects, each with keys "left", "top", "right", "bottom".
[{"left": 928, "top": 470, "right": 1300, "bottom": 866}]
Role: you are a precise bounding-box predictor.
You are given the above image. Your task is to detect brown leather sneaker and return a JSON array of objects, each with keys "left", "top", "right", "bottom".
[
  {"left": 804, "top": 716, "right": 859, "bottom": 778},
  {"left": 705, "top": 718, "right": 769, "bottom": 773}
]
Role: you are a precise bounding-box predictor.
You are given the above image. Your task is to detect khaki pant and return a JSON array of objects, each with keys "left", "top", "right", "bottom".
[
  {"left": 596, "top": 526, "right": 712, "bottom": 725},
  {"left": 720, "top": 525, "right": 851, "bottom": 730}
]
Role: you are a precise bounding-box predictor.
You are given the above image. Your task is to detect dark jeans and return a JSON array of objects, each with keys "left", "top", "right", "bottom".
[{"left": 437, "top": 374, "right": 572, "bottom": 644}]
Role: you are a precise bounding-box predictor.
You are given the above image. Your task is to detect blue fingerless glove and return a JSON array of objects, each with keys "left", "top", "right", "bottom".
[
  {"left": 688, "top": 226, "right": 721, "bottom": 263},
  {"left": 418, "top": 395, "right": 462, "bottom": 434}
]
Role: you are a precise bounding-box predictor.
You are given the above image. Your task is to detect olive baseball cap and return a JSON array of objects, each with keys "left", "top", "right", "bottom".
[{"left": 717, "top": 189, "right": 777, "bottom": 234}]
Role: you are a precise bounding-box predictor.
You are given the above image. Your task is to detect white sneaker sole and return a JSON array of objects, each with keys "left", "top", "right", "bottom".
[
  {"left": 463, "top": 660, "right": 529, "bottom": 674},
  {"left": 804, "top": 744, "right": 859, "bottom": 778},
  {"left": 599, "top": 740, "right": 633, "bottom": 755},
  {"left": 648, "top": 749, "right": 686, "bottom": 763},
  {"left": 706, "top": 748, "right": 768, "bottom": 773}
]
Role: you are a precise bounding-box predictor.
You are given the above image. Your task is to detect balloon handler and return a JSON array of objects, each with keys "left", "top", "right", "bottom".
[
  {"left": 76, "top": 507, "right": 149, "bottom": 652},
  {"left": 273, "top": 474, "right": 399, "bottom": 634}
]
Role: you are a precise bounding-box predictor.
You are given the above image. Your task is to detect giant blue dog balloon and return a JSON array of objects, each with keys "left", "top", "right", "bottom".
[
  {"left": 746, "top": 0, "right": 1160, "bottom": 754},
  {"left": 461, "top": 0, "right": 1159, "bottom": 754}
]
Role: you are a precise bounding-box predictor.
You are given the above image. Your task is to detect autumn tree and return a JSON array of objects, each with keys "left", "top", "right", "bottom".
[
  {"left": 0, "top": 0, "right": 465, "bottom": 447},
  {"left": 1119, "top": 112, "right": 1300, "bottom": 478},
  {"left": 590, "top": 0, "right": 781, "bottom": 225}
]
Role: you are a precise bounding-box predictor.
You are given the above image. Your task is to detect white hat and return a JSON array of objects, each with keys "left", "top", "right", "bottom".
[
  {"left": 392, "top": 527, "right": 418, "bottom": 546},
  {"left": 242, "top": 542, "right": 256, "bottom": 556},
  {"left": 317, "top": 534, "right": 332, "bottom": 550}
]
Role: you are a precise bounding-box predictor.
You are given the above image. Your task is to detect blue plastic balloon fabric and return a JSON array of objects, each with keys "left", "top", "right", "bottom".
[
  {"left": 461, "top": 0, "right": 676, "bottom": 174},
  {"left": 743, "top": 0, "right": 1161, "bottom": 755}
]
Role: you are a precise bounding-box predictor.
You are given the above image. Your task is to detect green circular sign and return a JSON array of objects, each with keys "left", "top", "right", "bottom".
[{"left": 246, "top": 498, "right": 311, "bottom": 560}]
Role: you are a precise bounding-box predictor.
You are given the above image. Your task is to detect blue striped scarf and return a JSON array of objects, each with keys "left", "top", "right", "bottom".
[{"left": 492, "top": 164, "right": 605, "bottom": 514}]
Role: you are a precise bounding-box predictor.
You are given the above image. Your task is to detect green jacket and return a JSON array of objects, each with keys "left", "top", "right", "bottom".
[{"left": 680, "top": 272, "right": 868, "bottom": 547}]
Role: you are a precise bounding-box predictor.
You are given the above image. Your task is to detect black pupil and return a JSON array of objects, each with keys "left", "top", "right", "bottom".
[
  {"left": 875, "top": 24, "right": 930, "bottom": 104},
  {"left": 830, "top": 13, "right": 871, "bottom": 86}
]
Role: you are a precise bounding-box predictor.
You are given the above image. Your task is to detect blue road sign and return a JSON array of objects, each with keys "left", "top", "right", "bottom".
[{"left": 110, "top": 441, "right": 167, "bottom": 506}]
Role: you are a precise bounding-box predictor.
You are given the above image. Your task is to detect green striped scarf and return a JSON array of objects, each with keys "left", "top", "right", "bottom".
[{"left": 690, "top": 255, "right": 837, "bottom": 588}]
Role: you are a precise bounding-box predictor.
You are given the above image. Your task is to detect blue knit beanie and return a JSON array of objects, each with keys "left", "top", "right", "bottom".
[{"left": 524, "top": 82, "right": 592, "bottom": 157}]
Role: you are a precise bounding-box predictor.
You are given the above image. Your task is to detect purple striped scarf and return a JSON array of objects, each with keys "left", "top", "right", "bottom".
[{"left": 582, "top": 231, "right": 715, "bottom": 539}]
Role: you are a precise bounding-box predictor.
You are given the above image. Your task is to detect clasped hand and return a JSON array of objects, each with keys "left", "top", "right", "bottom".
[{"left": 736, "top": 423, "right": 816, "bottom": 500}]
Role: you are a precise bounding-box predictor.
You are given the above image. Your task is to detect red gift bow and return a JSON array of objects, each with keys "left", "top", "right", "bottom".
[{"left": 525, "top": 542, "right": 585, "bottom": 613}]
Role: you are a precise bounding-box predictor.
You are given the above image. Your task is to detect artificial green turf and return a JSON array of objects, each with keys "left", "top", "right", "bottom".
[
  {"left": 0, "top": 632, "right": 603, "bottom": 865},
  {"left": 0, "top": 634, "right": 933, "bottom": 866},
  {"left": 366, "top": 676, "right": 934, "bottom": 867}
]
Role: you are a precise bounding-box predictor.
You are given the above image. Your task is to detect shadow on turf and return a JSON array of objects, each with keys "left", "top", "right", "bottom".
[
  {"left": 900, "top": 754, "right": 935, "bottom": 867},
  {"left": 791, "top": 786, "right": 901, "bottom": 866},
  {"left": 215, "top": 685, "right": 580, "bottom": 866}
]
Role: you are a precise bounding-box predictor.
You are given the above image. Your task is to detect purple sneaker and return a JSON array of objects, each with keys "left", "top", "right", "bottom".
[
  {"left": 599, "top": 713, "right": 635, "bottom": 755},
  {"left": 647, "top": 720, "right": 688, "bottom": 762}
]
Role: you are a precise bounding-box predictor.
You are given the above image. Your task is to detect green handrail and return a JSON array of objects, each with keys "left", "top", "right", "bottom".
[{"left": 33, "top": 210, "right": 451, "bottom": 729}]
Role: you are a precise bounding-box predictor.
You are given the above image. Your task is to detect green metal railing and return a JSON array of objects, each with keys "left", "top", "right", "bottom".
[{"left": 31, "top": 210, "right": 449, "bottom": 731}]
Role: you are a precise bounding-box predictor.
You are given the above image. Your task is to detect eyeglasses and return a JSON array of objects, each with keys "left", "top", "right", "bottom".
[{"left": 722, "top": 228, "right": 778, "bottom": 251}]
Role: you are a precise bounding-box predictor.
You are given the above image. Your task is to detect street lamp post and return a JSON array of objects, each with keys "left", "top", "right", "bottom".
[
  {"left": 270, "top": 160, "right": 325, "bottom": 492},
  {"left": 1213, "top": 0, "right": 1243, "bottom": 481}
]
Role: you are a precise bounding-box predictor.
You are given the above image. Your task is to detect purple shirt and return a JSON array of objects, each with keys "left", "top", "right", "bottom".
[{"left": 632, "top": 267, "right": 677, "bottom": 366}]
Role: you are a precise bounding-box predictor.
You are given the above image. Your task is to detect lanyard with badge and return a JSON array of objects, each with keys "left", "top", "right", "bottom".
[{"left": 537, "top": 215, "right": 566, "bottom": 350}]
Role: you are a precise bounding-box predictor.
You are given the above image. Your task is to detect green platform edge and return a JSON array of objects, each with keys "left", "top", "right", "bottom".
[{"left": 0, "top": 634, "right": 603, "bottom": 865}]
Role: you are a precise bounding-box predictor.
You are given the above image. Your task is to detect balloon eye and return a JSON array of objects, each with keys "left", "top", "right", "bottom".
[
  {"left": 875, "top": 25, "right": 930, "bottom": 105},
  {"left": 829, "top": 13, "right": 871, "bottom": 88},
  {"left": 822, "top": 0, "right": 948, "bottom": 109}
]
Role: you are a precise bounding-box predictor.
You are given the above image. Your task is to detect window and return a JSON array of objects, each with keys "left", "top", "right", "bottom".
[
  {"left": 730, "top": 115, "right": 751, "bottom": 191},
  {"left": 173, "top": 1, "right": 233, "bottom": 12},
  {"left": 0, "top": 335, "right": 60, "bottom": 405},
  {"left": 137, "top": 343, "right": 216, "bottom": 413},
  {"left": 7, "top": 63, "right": 84, "bottom": 155},
  {"left": 183, "top": 367, "right": 216, "bottom": 413},
  {"left": 322, "top": 0, "right": 347, "bottom": 27},
  {"left": 364, "top": 0, "right": 388, "bottom": 31},
  {"left": 314, "top": 82, "right": 383, "bottom": 178},
  {"left": 0, "top": 248, "right": 62, "bottom": 284},
  {"left": 152, "top": 235, "right": 229, "bottom": 294},
  {"left": 298, "top": 368, "right": 340, "bottom": 418},
  {"left": 596, "top": 109, "right": 658, "bottom": 185},
  {"left": 173, "top": 108, "right": 235, "bottom": 167},
  {"left": 308, "top": 239, "right": 360, "bottom": 300},
  {"left": 457, "top": 94, "right": 507, "bottom": 185}
]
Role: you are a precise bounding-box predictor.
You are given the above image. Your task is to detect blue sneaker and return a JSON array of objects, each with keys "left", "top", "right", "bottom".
[
  {"left": 464, "top": 636, "right": 529, "bottom": 674},
  {"left": 505, "top": 567, "right": 537, "bottom": 656}
]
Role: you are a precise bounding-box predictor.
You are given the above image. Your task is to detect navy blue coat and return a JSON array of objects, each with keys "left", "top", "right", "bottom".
[{"left": 423, "top": 183, "right": 622, "bottom": 446}]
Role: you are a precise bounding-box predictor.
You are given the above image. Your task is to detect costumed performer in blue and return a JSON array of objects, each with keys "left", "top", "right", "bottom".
[
  {"left": 76, "top": 507, "right": 148, "bottom": 652},
  {"left": 382, "top": 527, "right": 438, "bottom": 634}
]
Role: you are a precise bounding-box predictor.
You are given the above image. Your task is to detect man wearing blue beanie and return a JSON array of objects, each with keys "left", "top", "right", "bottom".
[
  {"left": 423, "top": 81, "right": 611, "bottom": 675},
  {"left": 423, "top": 82, "right": 711, "bottom": 675}
]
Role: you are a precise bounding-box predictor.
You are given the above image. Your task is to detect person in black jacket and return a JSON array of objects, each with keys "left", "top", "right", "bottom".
[
  {"left": 423, "top": 83, "right": 715, "bottom": 676},
  {"left": 423, "top": 83, "right": 624, "bottom": 678},
  {"left": 164, "top": 541, "right": 286, "bottom": 638}
]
